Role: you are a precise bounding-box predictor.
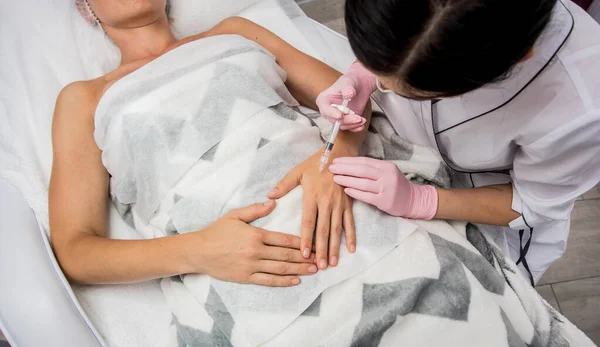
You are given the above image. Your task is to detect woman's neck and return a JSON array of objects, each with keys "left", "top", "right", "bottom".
[{"left": 104, "top": 15, "right": 177, "bottom": 66}]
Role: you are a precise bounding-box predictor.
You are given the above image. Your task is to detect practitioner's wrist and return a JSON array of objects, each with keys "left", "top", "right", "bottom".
[{"left": 406, "top": 184, "right": 439, "bottom": 220}]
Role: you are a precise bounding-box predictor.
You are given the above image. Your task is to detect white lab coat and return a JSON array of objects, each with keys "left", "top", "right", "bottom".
[{"left": 372, "top": 0, "right": 600, "bottom": 283}]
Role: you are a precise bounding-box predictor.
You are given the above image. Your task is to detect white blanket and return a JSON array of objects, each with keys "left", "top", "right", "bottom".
[{"left": 93, "top": 34, "right": 595, "bottom": 347}]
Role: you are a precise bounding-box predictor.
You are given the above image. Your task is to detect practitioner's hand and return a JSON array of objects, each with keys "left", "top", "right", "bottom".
[
  {"left": 267, "top": 150, "right": 356, "bottom": 271},
  {"left": 329, "top": 157, "right": 439, "bottom": 219},
  {"left": 191, "top": 201, "right": 318, "bottom": 287},
  {"left": 315, "top": 61, "right": 377, "bottom": 132}
]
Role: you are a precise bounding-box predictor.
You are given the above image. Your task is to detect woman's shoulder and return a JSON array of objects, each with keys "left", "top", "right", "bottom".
[
  {"left": 558, "top": 1, "right": 600, "bottom": 59},
  {"left": 553, "top": 2, "right": 600, "bottom": 106},
  {"left": 59, "top": 69, "right": 125, "bottom": 103},
  {"left": 58, "top": 79, "right": 102, "bottom": 100},
  {"left": 53, "top": 74, "right": 124, "bottom": 131},
  {"left": 55, "top": 79, "right": 105, "bottom": 117},
  {"left": 57, "top": 56, "right": 153, "bottom": 107}
]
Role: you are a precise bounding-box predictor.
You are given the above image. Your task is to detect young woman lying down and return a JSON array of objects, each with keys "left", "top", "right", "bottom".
[
  {"left": 48, "top": 1, "right": 595, "bottom": 346},
  {"left": 51, "top": 0, "right": 365, "bottom": 287}
]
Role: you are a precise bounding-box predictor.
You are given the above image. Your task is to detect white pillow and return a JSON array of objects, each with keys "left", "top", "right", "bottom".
[
  {"left": 72, "top": 0, "right": 276, "bottom": 76},
  {"left": 170, "top": 0, "right": 264, "bottom": 38},
  {"left": 169, "top": 0, "right": 307, "bottom": 38}
]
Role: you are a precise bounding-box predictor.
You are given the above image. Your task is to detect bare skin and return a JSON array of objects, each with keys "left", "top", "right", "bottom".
[{"left": 50, "top": 2, "right": 369, "bottom": 286}]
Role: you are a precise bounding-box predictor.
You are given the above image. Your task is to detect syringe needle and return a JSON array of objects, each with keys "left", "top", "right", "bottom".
[{"left": 318, "top": 97, "right": 352, "bottom": 172}]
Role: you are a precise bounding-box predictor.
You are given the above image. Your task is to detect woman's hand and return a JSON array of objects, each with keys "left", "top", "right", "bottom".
[
  {"left": 329, "top": 157, "right": 438, "bottom": 220},
  {"left": 188, "top": 200, "right": 318, "bottom": 287},
  {"left": 267, "top": 151, "right": 356, "bottom": 271}
]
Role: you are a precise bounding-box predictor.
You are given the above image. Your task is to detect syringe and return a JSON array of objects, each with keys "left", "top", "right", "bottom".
[{"left": 318, "top": 98, "right": 355, "bottom": 172}]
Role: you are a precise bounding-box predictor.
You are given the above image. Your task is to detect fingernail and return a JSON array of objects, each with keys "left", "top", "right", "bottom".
[
  {"left": 302, "top": 248, "right": 310, "bottom": 258},
  {"left": 291, "top": 278, "right": 300, "bottom": 285},
  {"left": 308, "top": 265, "right": 318, "bottom": 273},
  {"left": 330, "top": 256, "right": 338, "bottom": 267},
  {"left": 350, "top": 244, "right": 356, "bottom": 253},
  {"left": 263, "top": 200, "right": 274, "bottom": 207},
  {"left": 319, "top": 259, "right": 327, "bottom": 269},
  {"left": 268, "top": 188, "right": 278, "bottom": 196}
]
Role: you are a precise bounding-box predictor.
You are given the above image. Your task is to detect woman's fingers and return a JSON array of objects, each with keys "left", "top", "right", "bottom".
[
  {"left": 229, "top": 200, "right": 277, "bottom": 223},
  {"left": 249, "top": 273, "right": 302, "bottom": 287},
  {"left": 268, "top": 168, "right": 301, "bottom": 200},
  {"left": 344, "top": 188, "right": 379, "bottom": 206},
  {"left": 339, "top": 116, "right": 366, "bottom": 132},
  {"left": 316, "top": 93, "right": 343, "bottom": 121},
  {"left": 261, "top": 230, "right": 301, "bottom": 249},
  {"left": 258, "top": 260, "right": 318, "bottom": 276},
  {"left": 328, "top": 207, "right": 343, "bottom": 267},
  {"left": 260, "top": 244, "right": 316, "bottom": 264},
  {"left": 340, "top": 85, "right": 357, "bottom": 100},
  {"left": 340, "top": 112, "right": 363, "bottom": 123},
  {"left": 300, "top": 193, "right": 318, "bottom": 259},
  {"left": 329, "top": 161, "right": 380, "bottom": 180},
  {"left": 315, "top": 200, "right": 332, "bottom": 270},
  {"left": 333, "top": 175, "right": 379, "bottom": 193},
  {"left": 343, "top": 208, "right": 357, "bottom": 253},
  {"left": 324, "top": 107, "right": 344, "bottom": 121},
  {"left": 340, "top": 124, "right": 365, "bottom": 132}
]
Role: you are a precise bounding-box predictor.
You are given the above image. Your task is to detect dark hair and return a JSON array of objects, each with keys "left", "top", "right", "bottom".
[{"left": 345, "top": 0, "right": 558, "bottom": 98}]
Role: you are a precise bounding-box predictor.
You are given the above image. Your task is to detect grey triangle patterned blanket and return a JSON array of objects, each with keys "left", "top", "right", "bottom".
[{"left": 93, "top": 35, "right": 595, "bottom": 347}]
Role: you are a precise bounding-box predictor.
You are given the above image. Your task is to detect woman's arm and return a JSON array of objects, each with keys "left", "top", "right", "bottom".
[
  {"left": 330, "top": 157, "right": 520, "bottom": 226},
  {"left": 49, "top": 82, "right": 315, "bottom": 286},
  {"left": 435, "top": 184, "right": 520, "bottom": 226},
  {"left": 49, "top": 81, "right": 192, "bottom": 284},
  {"left": 195, "top": 17, "right": 336, "bottom": 108},
  {"left": 195, "top": 16, "right": 369, "bottom": 153}
]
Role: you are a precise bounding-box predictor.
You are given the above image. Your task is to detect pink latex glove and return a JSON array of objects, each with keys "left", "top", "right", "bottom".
[
  {"left": 329, "top": 157, "right": 439, "bottom": 220},
  {"left": 316, "top": 62, "right": 378, "bottom": 132}
]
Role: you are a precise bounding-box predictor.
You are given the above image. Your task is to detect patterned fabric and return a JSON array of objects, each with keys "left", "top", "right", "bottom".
[{"left": 94, "top": 35, "right": 595, "bottom": 347}]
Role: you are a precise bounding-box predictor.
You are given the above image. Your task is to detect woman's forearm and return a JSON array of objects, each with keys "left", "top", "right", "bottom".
[
  {"left": 199, "top": 17, "right": 371, "bottom": 154},
  {"left": 56, "top": 233, "right": 195, "bottom": 285},
  {"left": 435, "top": 183, "right": 520, "bottom": 226},
  {"left": 205, "top": 17, "right": 341, "bottom": 109},
  {"left": 327, "top": 102, "right": 372, "bottom": 159}
]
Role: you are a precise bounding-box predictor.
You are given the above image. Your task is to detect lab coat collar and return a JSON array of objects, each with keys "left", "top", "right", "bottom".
[{"left": 431, "top": 0, "right": 575, "bottom": 134}]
